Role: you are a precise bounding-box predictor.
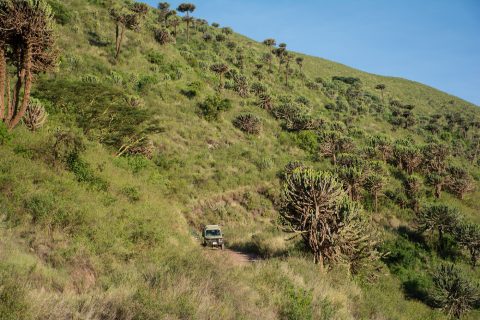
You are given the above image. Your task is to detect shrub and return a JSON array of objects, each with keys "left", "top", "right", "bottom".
[
  {"left": 215, "top": 34, "right": 226, "bottom": 42},
  {"left": 24, "top": 194, "right": 55, "bottom": 224},
  {"left": 22, "top": 99, "right": 48, "bottom": 131},
  {"left": 251, "top": 82, "right": 267, "bottom": 96},
  {"left": 0, "top": 267, "right": 29, "bottom": 320},
  {"left": 124, "top": 95, "right": 143, "bottom": 108},
  {"left": 257, "top": 93, "right": 274, "bottom": 111},
  {"left": 137, "top": 74, "right": 159, "bottom": 91},
  {"left": 281, "top": 285, "right": 313, "bottom": 320},
  {"left": 121, "top": 186, "right": 141, "bottom": 202},
  {"left": 81, "top": 74, "right": 100, "bottom": 84},
  {"left": 67, "top": 154, "right": 109, "bottom": 191},
  {"left": 47, "top": 0, "right": 73, "bottom": 25},
  {"left": 180, "top": 82, "right": 201, "bottom": 99},
  {"left": 0, "top": 122, "right": 11, "bottom": 145},
  {"left": 197, "top": 95, "right": 232, "bottom": 121},
  {"left": 125, "top": 155, "right": 150, "bottom": 174},
  {"left": 146, "top": 51, "right": 165, "bottom": 65},
  {"left": 154, "top": 28, "right": 173, "bottom": 45},
  {"left": 294, "top": 131, "right": 318, "bottom": 154},
  {"left": 233, "top": 114, "right": 262, "bottom": 135},
  {"left": 446, "top": 166, "right": 475, "bottom": 199},
  {"left": 108, "top": 71, "right": 123, "bottom": 85},
  {"left": 256, "top": 157, "right": 273, "bottom": 171},
  {"left": 52, "top": 130, "right": 85, "bottom": 167},
  {"left": 430, "top": 264, "right": 479, "bottom": 319}
]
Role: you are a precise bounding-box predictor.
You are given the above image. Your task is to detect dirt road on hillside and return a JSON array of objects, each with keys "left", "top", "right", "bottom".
[{"left": 203, "top": 248, "right": 260, "bottom": 266}]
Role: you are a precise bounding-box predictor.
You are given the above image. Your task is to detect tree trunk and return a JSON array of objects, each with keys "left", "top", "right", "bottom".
[
  {"left": 9, "top": 45, "right": 32, "bottom": 130},
  {"left": 434, "top": 184, "right": 441, "bottom": 199},
  {"left": 11, "top": 53, "right": 26, "bottom": 122},
  {"left": 0, "top": 48, "right": 5, "bottom": 121},
  {"left": 115, "top": 24, "right": 125, "bottom": 60},
  {"left": 186, "top": 13, "right": 190, "bottom": 42},
  {"left": 332, "top": 153, "right": 337, "bottom": 166},
  {"left": 115, "top": 23, "right": 119, "bottom": 52},
  {"left": 6, "top": 73, "right": 11, "bottom": 121},
  {"left": 438, "top": 227, "right": 444, "bottom": 249}
]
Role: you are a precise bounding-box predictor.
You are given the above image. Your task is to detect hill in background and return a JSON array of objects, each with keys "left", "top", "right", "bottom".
[{"left": 1, "top": 0, "right": 479, "bottom": 319}]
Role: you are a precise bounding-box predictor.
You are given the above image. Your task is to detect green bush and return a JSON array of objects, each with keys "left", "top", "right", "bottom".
[
  {"left": 24, "top": 194, "right": 56, "bottom": 224},
  {"left": 281, "top": 285, "right": 313, "bottom": 320},
  {"left": 0, "top": 267, "right": 29, "bottom": 320},
  {"left": 126, "top": 155, "right": 150, "bottom": 174},
  {"left": 121, "top": 186, "right": 141, "bottom": 202},
  {"left": 67, "top": 154, "right": 109, "bottom": 191},
  {"left": 197, "top": 95, "right": 232, "bottom": 121},
  {"left": 47, "top": 0, "right": 73, "bottom": 25},
  {"left": 294, "top": 131, "right": 318, "bottom": 155},
  {"left": 0, "top": 122, "right": 11, "bottom": 145},
  {"left": 146, "top": 51, "right": 165, "bottom": 66},
  {"left": 180, "top": 82, "right": 201, "bottom": 99},
  {"left": 51, "top": 130, "right": 85, "bottom": 167}
]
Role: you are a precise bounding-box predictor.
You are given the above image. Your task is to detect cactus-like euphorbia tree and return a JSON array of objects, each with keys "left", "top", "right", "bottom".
[
  {"left": 210, "top": 63, "right": 229, "bottom": 90},
  {"left": 0, "top": 0, "right": 58, "bottom": 130},
  {"left": 280, "top": 168, "right": 378, "bottom": 269},
  {"left": 375, "top": 84, "right": 386, "bottom": 101},
  {"left": 177, "top": 3, "right": 196, "bottom": 41},
  {"left": 169, "top": 16, "right": 181, "bottom": 37},
  {"left": 295, "top": 56, "right": 304, "bottom": 71},
  {"left": 417, "top": 204, "right": 460, "bottom": 246},
  {"left": 23, "top": 99, "right": 47, "bottom": 131},
  {"left": 364, "top": 173, "right": 386, "bottom": 213},
  {"left": 110, "top": 6, "right": 141, "bottom": 60},
  {"left": 154, "top": 28, "right": 173, "bottom": 45},
  {"left": 263, "top": 38, "right": 276, "bottom": 47}
]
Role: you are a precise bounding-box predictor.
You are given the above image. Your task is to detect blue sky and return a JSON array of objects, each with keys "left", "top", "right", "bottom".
[{"left": 144, "top": 0, "right": 480, "bottom": 106}]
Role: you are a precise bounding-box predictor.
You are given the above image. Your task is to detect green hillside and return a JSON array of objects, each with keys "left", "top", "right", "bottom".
[{"left": 1, "top": 0, "right": 479, "bottom": 319}]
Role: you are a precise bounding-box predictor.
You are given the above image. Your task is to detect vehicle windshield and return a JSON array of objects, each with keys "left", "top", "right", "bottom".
[{"left": 205, "top": 229, "right": 221, "bottom": 237}]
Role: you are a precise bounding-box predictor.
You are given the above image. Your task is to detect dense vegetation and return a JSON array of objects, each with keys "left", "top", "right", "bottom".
[{"left": 1, "top": 0, "right": 479, "bottom": 319}]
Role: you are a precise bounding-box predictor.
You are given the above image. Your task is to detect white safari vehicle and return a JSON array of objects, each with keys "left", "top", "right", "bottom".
[{"left": 202, "top": 225, "right": 225, "bottom": 250}]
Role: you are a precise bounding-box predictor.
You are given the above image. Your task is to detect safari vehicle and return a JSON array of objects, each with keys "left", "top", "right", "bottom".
[{"left": 202, "top": 225, "right": 225, "bottom": 250}]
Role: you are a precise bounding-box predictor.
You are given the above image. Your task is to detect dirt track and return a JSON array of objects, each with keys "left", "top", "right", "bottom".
[{"left": 203, "top": 248, "right": 260, "bottom": 266}]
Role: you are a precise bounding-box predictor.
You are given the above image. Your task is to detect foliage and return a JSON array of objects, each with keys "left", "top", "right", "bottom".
[
  {"left": 197, "top": 95, "right": 232, "bottom": 121},
  {"left": 232, "top": 113, "right": 262, "bottom": 135},
  {"left": 36, "top": 80, "right": 149, "bottom": 149},
  {"left": 281, "top": 285, "right": 313, "bottom": 320},
  {"left": 0, "top": 122, "right": 11, "bottom": 145},
  {"left": 431, "top": 264, "right": 479, "bottom": 319},
  {"left": 47, "top": 0, "right": 73, "bottom": 25},
  {"left": 67, "top": 154, "right": 109, "bottom": 191},
  {"left": 0, "top": 267, "right": 29, "bottom": 320}
]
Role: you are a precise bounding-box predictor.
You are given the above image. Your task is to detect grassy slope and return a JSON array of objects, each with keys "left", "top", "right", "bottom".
[{"left": 1, "top": 0, "right": 479, "bottom": 319}]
